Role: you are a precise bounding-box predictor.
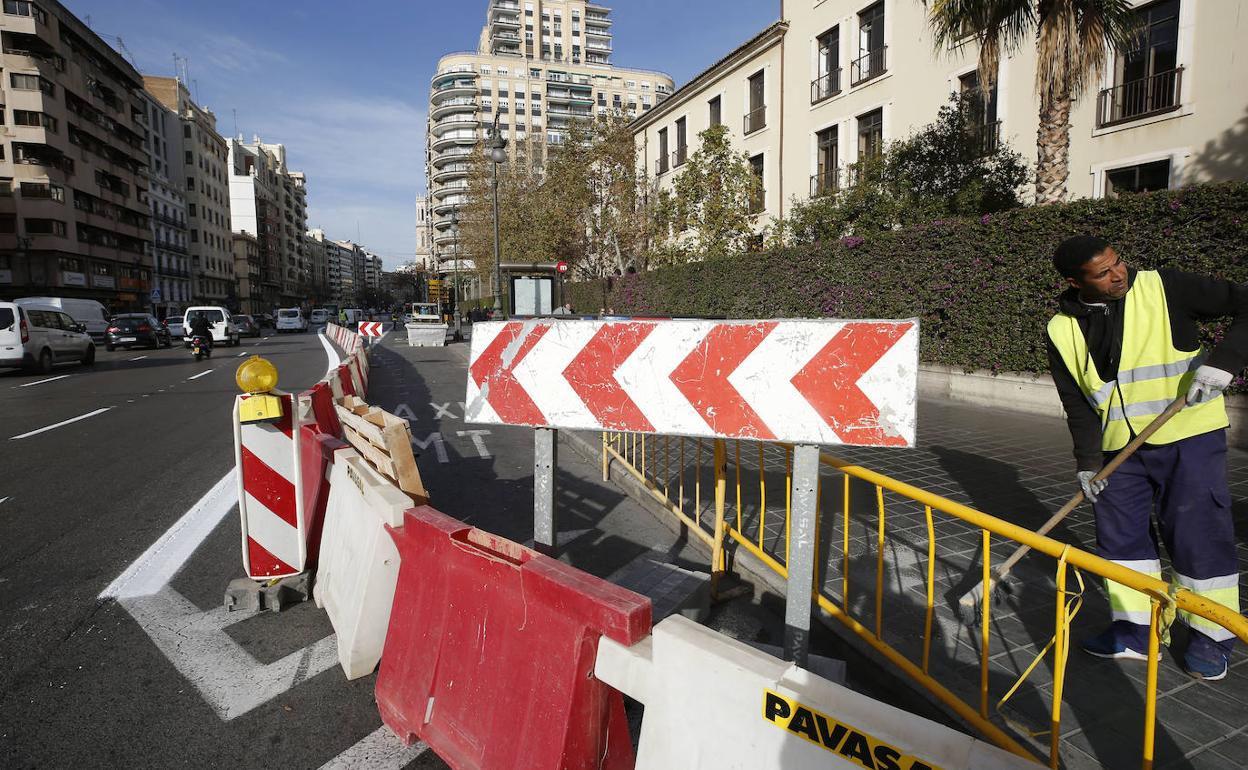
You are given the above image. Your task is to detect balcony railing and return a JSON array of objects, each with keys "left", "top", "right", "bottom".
[
  {"left": 850, "top": 46, "right": 887, "bottom": 87},
  {"left": 672, "top": 146, "right": 688, "bottom": 167},
  {"left": 967, "top": 120, "right": 1002, "bottom": 157},
  {"left": 811, "top": 69, "right": 842, "bottom": 104},
  {"left": 748, "top": 188, "right": 766, "bottom": 215},
  {"left": 656, "top": 155, "right": 669, "bottom": 175},
  {"left": 744, "top": 106, "right": 766, "bottom": 135},
  {"left": 1096, "top": 67, "right": 1183, "bottom": 128},
  {"left": 810, "top": 171, "right": 839, "bottom": 198}
]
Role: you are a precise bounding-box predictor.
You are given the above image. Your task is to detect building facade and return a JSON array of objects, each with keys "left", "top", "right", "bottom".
[
  {"left": 231, "top": 231, "right": 260, "bottom": 315},
  {"left": 635, "top": 0, "right": 1248, "bottom": 233},
  {"left": 143, "top": 76, "right": 234, "bottom": 308},
  {"left": 137, "top": 88, "right": 190, "bottom": 317},
  {"left": 0, "top": 0, "right": 154, "bottom": 310},
  {"left": 414, "top": 195, "right": 434, "bottom": 270},
  {"left": 424, "top": 0, "right": 675, "bottom": 270},
  {"left": 226, "top": 136, "right": 308, "bottom": 310}
]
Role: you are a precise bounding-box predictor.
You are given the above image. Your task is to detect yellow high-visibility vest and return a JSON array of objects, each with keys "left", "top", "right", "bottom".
[{"left": 1048, "top": 270, "right": 1227, "bottom": 451}]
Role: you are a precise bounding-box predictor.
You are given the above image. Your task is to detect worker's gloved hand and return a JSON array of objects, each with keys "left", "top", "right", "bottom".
[
  {"left": 1186, "top": 365, "right": 1234, "bottom": 405},
  {"left": 1076, "top": 471, "right": 1107, "bottom": 503}
]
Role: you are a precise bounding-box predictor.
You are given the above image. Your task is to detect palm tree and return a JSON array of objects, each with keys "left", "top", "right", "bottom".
[{"left": 928, "top": 0, "right": 1139, "bottom": 203}]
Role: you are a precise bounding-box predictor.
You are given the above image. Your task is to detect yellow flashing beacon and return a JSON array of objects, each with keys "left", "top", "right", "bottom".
[{"left": 236, "top": 355, "right": 284, "bottom": 424}]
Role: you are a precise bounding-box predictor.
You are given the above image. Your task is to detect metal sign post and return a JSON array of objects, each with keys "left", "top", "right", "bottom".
[
  {"left": 784, "top": 444, "right": 821, "bottom": 667},
  {"left": 533, "top": 427, "right": 558, "bottom": 557}
]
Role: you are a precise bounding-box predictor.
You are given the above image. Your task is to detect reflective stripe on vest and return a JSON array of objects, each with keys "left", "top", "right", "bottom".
[
  {"left": 1174, "top": 572, "right": 1241, "bottom": 642},
  {"left": 1047, "top": 270, "right": 1228, "bottom": 452}
]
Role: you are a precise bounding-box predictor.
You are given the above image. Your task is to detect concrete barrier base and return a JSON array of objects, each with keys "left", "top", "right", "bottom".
[{"left": 405, "top": 324, "right": 448, "bottom": 347}]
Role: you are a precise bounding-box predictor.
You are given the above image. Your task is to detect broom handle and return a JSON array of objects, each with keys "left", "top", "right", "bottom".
[{"left": 993, "top": 395, "right": 1189, "bottom": 579}]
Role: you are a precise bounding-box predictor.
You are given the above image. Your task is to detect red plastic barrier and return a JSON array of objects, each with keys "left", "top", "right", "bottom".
[
  {"left": 303, "top": 382, "right": 342, "bottom": 438},
  {"left": 299, "top": 427, "right": 348, "bottom": 571},
  {"left": 336, "top": 363, "right": 356, "bottom": 398},
  {"left": 376, "top": 507, "right": 651, "bottom": 770}
]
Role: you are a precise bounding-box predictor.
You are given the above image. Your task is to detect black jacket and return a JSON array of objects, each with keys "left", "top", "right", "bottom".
[
  {"left": 1047, "top": 268, "right": 1248, "bottom": 471},
  {"left": 188, "top": 316, "right": 213, "bottom": 339}
]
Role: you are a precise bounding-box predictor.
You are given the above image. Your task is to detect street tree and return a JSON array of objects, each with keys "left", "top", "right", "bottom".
[
  {"left": 782, "top": 93, "right": 1029, "bottom": 244},
  {"left": 926, "top": 0, "right": 1138, "bottom": 203},
  {"left": 660, "top": 124, "right": 763, "bottom": 261}
]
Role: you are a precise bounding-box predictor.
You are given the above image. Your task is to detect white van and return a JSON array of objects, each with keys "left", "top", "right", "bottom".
[
  {"left": 0, "top": 301, "right": 96, "bottom": 372},
  {"left": 309, "top": 308, "right": 330, "bottom": 326},
  {"left": 343, "top": 308, "right": 365, "bottom": 325},
  {"left": 183, "top": 306, "right": 240, "bottom": 347},
  {"left": 276, "top": 307, "right": 308, "bottom": 333},
  {"left": 15, "top": 296, "right": 110, "bottom": 340}
]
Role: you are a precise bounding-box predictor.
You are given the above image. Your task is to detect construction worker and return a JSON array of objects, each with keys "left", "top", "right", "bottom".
[{"left": 1047, "top": 235, "right": 1247, "bottom": 680}]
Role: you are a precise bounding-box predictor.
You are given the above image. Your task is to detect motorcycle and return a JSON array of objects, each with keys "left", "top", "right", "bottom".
[{"left": 190, "top": 334, "right": 213, "bottom": 362}]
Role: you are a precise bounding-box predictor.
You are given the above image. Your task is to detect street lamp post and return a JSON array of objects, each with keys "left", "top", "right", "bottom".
[
  {"left": 487, "top": 117, "right": 508, "bottom": 318},
  {"left": 450, "top": 206, "right": 462, "bottom": 341}
]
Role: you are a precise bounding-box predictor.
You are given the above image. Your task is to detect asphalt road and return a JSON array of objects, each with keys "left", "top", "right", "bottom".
[{"left": 0, "top": 328, "right": 403, "bottom": 769}]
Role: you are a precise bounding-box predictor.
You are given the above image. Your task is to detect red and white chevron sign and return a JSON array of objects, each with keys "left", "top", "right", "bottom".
[
  {"left": 358, "top": 322, "right": 385, "bottom": 337},
  {"left": 464, "top": 319, "right": 919, "bottom": 446}
]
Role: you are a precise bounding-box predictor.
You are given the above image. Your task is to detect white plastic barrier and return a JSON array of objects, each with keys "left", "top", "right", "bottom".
[
  {"left": 313, "top": 447, "right": 411, "bottom": 679},
  {"left": 406, "top": 322, "right": 448, "bottom": 347},
  {"left": 595, "top": 615, "right": 1040, "bottom": 770}
]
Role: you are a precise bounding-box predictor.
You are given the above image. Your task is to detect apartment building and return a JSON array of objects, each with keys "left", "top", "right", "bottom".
[
  {"left": 304, "top": 231, "right": 329, "bottom": 306},
  {"left": 231, "top": 231, "right": 260, "bottom": 315},
  {"left": 226, "top": 136, "right": 308, "bottom": 309},
  {"left": 425, "top": 0, "right": 675, "bottom": 266},
  {"left": 143, "top": 75, "right": 234, "bottom": 307},
  {"left": 362, "top": 250, "right": 383, "bottom": 294},
  {"left": 414, "top": 195, "right": 433, "bottom": 270},
  {"left": 637, "top": 0, "right": 1248, "bottom": 232},
  {"left": 0, "top": 0, "right": 153, "bottom": 310},
  {"left": 136, "top": 88, "right": 190, "bottom": 317},
  {"left": 308, "top": 228, "right": 358, "bottom": 306}
]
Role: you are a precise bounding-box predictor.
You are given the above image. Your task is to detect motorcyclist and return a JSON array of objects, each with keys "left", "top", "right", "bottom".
[{"left": 187, "top": 313, "right": 214, "bottom": 350}]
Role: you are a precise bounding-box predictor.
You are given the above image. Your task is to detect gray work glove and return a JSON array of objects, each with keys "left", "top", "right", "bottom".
[
  {"left": 1186, "top": 365, "right": 1234, "bottom": 405},
  {"left": 1077, "top": 471, "right": 1107, "bottom": 503}
]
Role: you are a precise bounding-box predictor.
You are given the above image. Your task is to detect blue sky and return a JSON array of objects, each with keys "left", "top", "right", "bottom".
[{"left": 66, "top": 0, "right": 780, "bottom": 269}]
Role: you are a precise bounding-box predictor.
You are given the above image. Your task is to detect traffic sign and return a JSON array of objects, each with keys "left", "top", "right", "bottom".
[
  {"left": 464, "top": 319, "right": 918, "bottom": 447},
  {"left": 555, "top": 261, "right": 569, "bottom": 274},
  {"left": 358, "top": 322, "right": 386, "bottom": 337},
  {"left": 151, "top": 288, "right": 162, "bottom": 302}
]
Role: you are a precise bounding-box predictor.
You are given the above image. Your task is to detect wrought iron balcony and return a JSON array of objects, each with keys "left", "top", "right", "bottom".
[
  {"left": 744, "top": 106, "right": 766, "bottom": 135},
  {"left": 850, "top": 46, "right": 887, "bottom": 87},
  {"left": 811, "top": 70, "right": 842, "bottom": 104},
  {"left": 1096, "top": 68, "right": 1182, "bottom": 128}
]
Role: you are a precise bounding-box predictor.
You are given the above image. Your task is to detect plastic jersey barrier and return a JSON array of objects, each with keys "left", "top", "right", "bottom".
[
  {"left": 314, "top": 447, "right": 410, "bottom": 679},
  {"left": 299, "top": 425, "right": 347, "bottom": 573},
  {"left": 595, "top": 615, "right": 1041, "bottom": 770},
  {"left": 375, "top": 506, "right": 651, "bottom": 770}
]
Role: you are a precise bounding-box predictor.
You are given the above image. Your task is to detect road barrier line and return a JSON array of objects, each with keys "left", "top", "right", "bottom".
[
  {"left": 98, "top": 469, "right": 238, "bottom": 600},
  {"left": 18, "top": 374, "right": 71, "bottom": 388},
  {"left": 129, "top": 356, "right": 148, "bottom": 362},
  {"left": 9, "top": 407, "right": 112, "bottom": 440},
  {"left": 237, "top": 352, "right": 247, "bottom": 357},
  {"left": 188, "top": 369, "right": 214, "bottom": 380},
  {"left": 316, "top": 726, "right": 429, "bottom": 770}
]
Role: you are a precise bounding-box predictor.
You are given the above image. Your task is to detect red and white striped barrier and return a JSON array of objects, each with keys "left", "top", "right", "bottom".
[
  {"left": 465, "top": 319, "right": 919, "bottom": 447},
  {"left": 233, "top": 391, "right": 305, "bottom": 579}
]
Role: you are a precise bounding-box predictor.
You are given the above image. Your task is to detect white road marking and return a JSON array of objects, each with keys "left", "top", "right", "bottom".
[
  {"left": 18, "top": 374, "right": 70, "bottom": 388},
  {"left": 9, "top": 407, "right": 111, "bottom": 440},
  {"left": 316, "top": 727, "right": 429, "bottom": 770},
  {"left": 119, "top": 587, "right": 338, "bottom": 721},
  {"left": 318, "top": 330, "right": 341, "bottom": 373},
  {"left": 99, "top": 470, "right": 237, "bottom": 600},
  {"left": 456, "top": 429, "right": 492, "bottom": 458},
  {"left": 130, "top": 355, "right": 148, "bottom": 361},
  {"left": 237, "top": 352, "right": 247, "bottom": 357},
  {"left": 0, "top": 497, "right": 9, "bottom": 506},
  {"left": 187, "top": 369, "right": 213, "bottom": 380}
]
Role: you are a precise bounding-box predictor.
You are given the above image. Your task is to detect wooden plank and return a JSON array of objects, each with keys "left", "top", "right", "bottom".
[
  {"left": 335, "top": 404, "right": 387, "bottom": 448},
  {"left": 342, "top": 424, "right": 397, "bottom": 479},
  {"left": 382, "top": 422, "right": 427, "bottom": 503}
]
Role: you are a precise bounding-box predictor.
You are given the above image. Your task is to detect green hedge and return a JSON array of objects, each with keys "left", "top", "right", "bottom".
[{"left": 568, "top": 183, "right": 1248, "bottom": 375}]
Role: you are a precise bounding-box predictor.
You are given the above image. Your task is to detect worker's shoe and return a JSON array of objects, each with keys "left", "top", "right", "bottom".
[
  {"left": 1080, "top": 621, "right": 1150, "bottom": 661},
  {"left": 1182, "top": 631, "right": 1231, "bottom": 681}
]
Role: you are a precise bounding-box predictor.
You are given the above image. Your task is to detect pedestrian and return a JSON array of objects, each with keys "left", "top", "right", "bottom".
[
  {"left": 1046, "top": 235, "right": 1246, "bottom": 680},
  {"left": 554, "top": 303, "right": 569, "bottom": 316}
]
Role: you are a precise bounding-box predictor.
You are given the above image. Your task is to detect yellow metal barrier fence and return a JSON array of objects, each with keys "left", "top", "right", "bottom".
[{"left": 601, "top": 431, "right": 1248, "bottom": 770}]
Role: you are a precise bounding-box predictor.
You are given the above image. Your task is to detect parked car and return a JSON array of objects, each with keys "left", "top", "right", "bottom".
[
  {"left": 164, "top": 315, "right": 186, "bottom": 339},
  {"left": 255, "top": 313, "right": 276, "bottom": 329},
  {"left": 14, "top": 296, "right": 110, "bottom": 341},
  {"left": 183, "top": 306, "right": 241, "bottom": 347},
  {"left": 276, "top": 307, "right": 309, "bottom": 333},
  {"left": 0, "top": 301, "right": 96, "bottom": 372},
  {"left": 105, "top": 313, "right": 172, "bottom": 351},
  {"left": 232, "top": 314, "right": 261, "bottom": 338}
]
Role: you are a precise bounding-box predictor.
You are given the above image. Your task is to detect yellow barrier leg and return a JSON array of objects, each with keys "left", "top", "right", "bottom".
[
  {"left": 1142, "top": 600, "right": 1161, "bottom": 770},
  {"left": 711, "top": 439, "right": 728, "bottom": 599}
]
